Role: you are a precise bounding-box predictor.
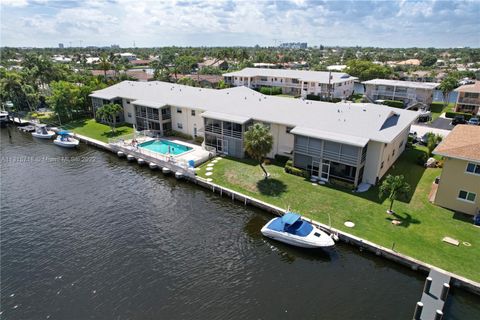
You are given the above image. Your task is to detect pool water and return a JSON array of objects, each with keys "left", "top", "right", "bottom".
[{"left": 139, "top": 140, "right": 192, "bottom": 155}]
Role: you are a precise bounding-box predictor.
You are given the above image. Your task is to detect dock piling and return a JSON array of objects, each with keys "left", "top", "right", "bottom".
[
  {"left": 424, "top": 277, "right": 433, "bottom": 294},
  {"left": 434, "top": 310, "right": 443, "bottom": 320},
  {"left": 413, "top": 302, "right": 423, "bottom": 320},
  {"left": 440, "top": 283, "right": 449, "bottom": 301}
]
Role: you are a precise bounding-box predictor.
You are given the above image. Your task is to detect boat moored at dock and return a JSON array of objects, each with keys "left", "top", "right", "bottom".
[
  {"left": 261, "top": 212, "right": 335, "bottom": 248},
  {"left": 53, "top": 131, "right": 79, "bottom": 148},
  {"left": 31, "top": 124, "right": 55, "bottom": 139}
]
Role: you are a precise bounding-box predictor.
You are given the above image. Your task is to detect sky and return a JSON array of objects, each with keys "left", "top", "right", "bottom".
[{"left": 1, "top": 0, "right": 479, "bottom": 48}]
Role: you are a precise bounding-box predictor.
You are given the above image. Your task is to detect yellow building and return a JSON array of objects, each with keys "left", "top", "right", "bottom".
[{"left": 433, "top": 125, "right": 480, "bottom": 215}]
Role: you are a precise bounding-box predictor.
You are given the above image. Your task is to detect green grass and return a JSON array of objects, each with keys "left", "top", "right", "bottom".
[
  {"left": 198, "top": 147, "right": 479, "bottom": 282},
  {"left": 62, "top": 118, "right": 133, "bottom": 143},
  {"left": 430, "top": 102, "right": 454, "bottom": 121}
]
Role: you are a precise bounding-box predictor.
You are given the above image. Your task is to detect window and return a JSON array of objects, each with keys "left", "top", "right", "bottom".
[
  {"left": 286, "top": 126, "right": 294, "bottom": 134},
  {"left": 399, "top": 140, "right": 404, "bottom": 148},
  {"left": 126, "top": 100, "right": 130, "bottom": 104},
  {"left": 177, "top": 108, "right": 182, "bottom": 114},
  {"left": 177, "top": 123, "right": 183, "bottom": 129},
  {"left": 380, "top": 161, "right": 384, "bottom": 169},
  {"left": 458, "top": 190, "right": 476, "bottom": 202},
  {"left": 191, "top": 110, "right": 196, "bottom": 116},
  {"left": 127, "top": 112, "right": 132, "bottom": 118},
  {"left": 466, "top": 163, "right": 480, "bottom": 175},
  {"left": 392, "top": 149, "right": 395, "bottom": 157}
]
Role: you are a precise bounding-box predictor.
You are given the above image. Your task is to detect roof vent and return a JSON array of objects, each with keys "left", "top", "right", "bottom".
[{"left": 245, "top": 97, "right": 247, "bottom": 100}]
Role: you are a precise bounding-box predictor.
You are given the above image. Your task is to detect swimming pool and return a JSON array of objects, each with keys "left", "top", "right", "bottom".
[{"left": 139, "top": 140, "right": 192, "bottom": 156}]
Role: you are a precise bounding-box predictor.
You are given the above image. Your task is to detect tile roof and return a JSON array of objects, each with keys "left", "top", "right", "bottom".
[
  {"left": 433, "top": 125, "right": 480, "bottom": 162},
  {"left": 454, "top": 81, "right": 480, "bottom": 93}
]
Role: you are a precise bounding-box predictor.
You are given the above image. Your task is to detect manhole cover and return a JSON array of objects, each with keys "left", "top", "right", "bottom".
[{"left": 344, "top": 221, "right": 355, "bottom": 228}]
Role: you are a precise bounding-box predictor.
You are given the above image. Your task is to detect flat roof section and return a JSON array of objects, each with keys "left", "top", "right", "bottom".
[
  {"left": 223, "top": 68, "right": 357, "bottom": 83},
  {"left": 201, "top": 111, "right": 251, "bottom": 124},
  {"left": 362, "top": 79, "right": 440, "bottom": 90}
]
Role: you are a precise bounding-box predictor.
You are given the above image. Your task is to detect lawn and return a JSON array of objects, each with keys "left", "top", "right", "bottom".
[
  {"left": 62, "top": 118, "right": 133, "bottom": 143},
  {"left": 197, "top": 146, "right": 479, "bottom": 282},
  {"left": 430, "top": 102, "right": 454, "bottom": 121}
]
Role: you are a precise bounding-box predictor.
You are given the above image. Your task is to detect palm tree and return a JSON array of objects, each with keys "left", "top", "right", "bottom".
[
  {"left": 98, "top": 54, "right": 111, "bottom": 82},
  {"left": 438, "top": 76, "right": 459, "bottom": 106},
  {"left": 426, "top": 133, "right": 442, "bottom": 157},
  {"left": 244, "top": 123, "right": 274, "bottom": 179},
  {"left": 379, "top": 175, "right": 411, "bottom": 214},
  {"left": 95, "top": 103, "right": 123, "bottom": 132}
]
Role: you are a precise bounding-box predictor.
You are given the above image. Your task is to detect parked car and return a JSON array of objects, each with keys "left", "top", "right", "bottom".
[
  {"left": 467, "top": 117, "right": 480, "bottom": 126},
  {"left": 452, "top": 115, "right": 466, "bottom": 125}
]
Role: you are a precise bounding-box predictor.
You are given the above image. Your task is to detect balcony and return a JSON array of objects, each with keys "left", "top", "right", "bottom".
[
  {"left": 372, "top": 90, "right": 416, "bottom": 100},
  {"left": 458, "top": 97, "right": 480, "bottom": 105},
  {"left": 205, "top": 125, "right": 242, "bottom": 139}
]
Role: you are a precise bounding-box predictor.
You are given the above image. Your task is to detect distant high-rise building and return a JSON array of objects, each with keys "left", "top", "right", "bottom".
[
  {"left": 111, "top": 44, "right": 120, "bottom": 49},
  {"left": 279, "top": 42, "right": 307, "bottom": 49},
  {"left": 58, "top": 43, "right": 64, "bottom": 49}
]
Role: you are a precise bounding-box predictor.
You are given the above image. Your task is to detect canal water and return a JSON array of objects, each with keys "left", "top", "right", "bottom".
[{"left": 1, "top": 128, "right": 479, "bottom": 320}]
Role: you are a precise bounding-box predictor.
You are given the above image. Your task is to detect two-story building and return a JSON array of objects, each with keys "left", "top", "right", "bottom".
[
  {"left": 454, "top": 81, "right": 480, "bottom": 115},
  {"left": 90, "top": 81, "right": 418, "bottom": 188},
  {"left": 433, "top": 125, "right": 480, "bottom": 216},
  {"left": 223, "top": 68, "right": 357, "bottom": 99},
  {"left": 362, "top": 79, "right": 440, "bottom": 107}
]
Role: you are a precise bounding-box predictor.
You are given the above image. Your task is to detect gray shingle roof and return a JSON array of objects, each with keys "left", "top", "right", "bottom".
[{"left": 90, "top": 81, "right": 418, "bottom": 145}]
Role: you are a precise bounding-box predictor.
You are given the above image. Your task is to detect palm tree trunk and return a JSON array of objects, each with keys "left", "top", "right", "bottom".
[
  {"left": 259, "top": 160, "right": 268, "bottom": 179},
  {"left": 389, "top": 198, "right": 394, "bottom": 212}
]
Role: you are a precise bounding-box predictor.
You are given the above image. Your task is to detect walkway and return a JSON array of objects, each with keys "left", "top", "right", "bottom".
[{"left": 414, "top": 268, "right": 451, "bottom": 320}]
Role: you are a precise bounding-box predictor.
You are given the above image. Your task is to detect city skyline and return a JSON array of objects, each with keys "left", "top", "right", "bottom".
[{"left": 1, "top": 0, "right": 479, "bottom": 48}]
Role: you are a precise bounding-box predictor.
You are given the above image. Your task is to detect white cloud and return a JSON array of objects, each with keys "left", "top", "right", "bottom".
[{"left": 1, "top": 0, "right": 28, "bottom": 7}]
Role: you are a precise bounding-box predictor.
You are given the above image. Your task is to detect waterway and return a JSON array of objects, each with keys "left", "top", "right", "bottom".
[{"left": 1, "top": 128, "right": 479, "bottom": 319}]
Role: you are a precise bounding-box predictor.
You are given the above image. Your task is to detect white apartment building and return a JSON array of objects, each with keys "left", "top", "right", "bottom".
[
  {"left": 362, "top": 79, "right": 440, "bottom": 107},
  {"left": 90, "top": 81, "right": 418, "bottom": 187},
  {"left": 223, "top": 68, "right": 357, "bottom": 99}
]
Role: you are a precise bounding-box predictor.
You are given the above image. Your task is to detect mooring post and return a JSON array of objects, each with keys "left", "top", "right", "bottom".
[
  {"left": 424, "top": 277, "right": 433, "bottom": 294},
  {"left": 220, "top": 188, "right": 222, "bottom": 196},
  {"left": 434, "top": 310, "right": 443, "bottom": 320},
  {"left": 244, "top": 197, "right": 247, "bottom": 206},
  {"left": 440, "top": 283, "right": 450, "bottom": 301},
  {"left": 391, "top": 242, "right": 395, "bottom": 251},
  {"left": 413, "top": 301, "right": 423, "bottom": 320}
]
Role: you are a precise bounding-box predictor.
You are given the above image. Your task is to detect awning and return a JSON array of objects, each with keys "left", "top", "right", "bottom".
[
  {"left": 281, "top": 212, "right": 301, "bottom": 225},
  {"left": 201, "top": 111, "right": 251, "bottom": 124},
  {"left": 132, "top": 99, "right": 168, "bottom": 109},
  {"left": 290, "top": 126, "right": 369, "bottom": 147}
]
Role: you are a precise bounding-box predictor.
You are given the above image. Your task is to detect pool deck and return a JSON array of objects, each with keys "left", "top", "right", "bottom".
[{"left": 110, "top": 137, "right": 212, "bottom": 168}]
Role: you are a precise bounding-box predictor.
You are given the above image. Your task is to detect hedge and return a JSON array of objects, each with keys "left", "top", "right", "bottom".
[
  {"left": 445, "top": 111, "right": 473, "bottom": 120},
  {"left": 306, "top": 95, "right": 342, "bottom": 103},
  {"left": 382, "top": 100, "right": 404, "bottom": 109},
  {"left": 284, "top": 160, "right": 309, "bottom": 178},
  {"left": 259, "top": 86, "right": 282, "bottom": 95},
  {"left": 170, "top": 130, "right": 193, "bottom": 140}
]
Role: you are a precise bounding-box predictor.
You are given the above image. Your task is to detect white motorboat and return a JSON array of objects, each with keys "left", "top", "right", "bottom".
[
  {"left": 32, "top": 124, "right": 55, "bottom": 139},
  {"left": 261, "top": 212, "right": 335, "bottom": 248},
  {"left": 53, "top": 130, "right": 79, "bottom": 148}
]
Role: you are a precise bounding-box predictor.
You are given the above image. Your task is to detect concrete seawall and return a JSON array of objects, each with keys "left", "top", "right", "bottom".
[{"left": 52, "top": 132, "right": 480, "bottom": 296}]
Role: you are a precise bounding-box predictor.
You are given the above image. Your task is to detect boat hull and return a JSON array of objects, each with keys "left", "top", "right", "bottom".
[
  {"left": 53, "top": 139, "right": 79, "bottom": 148},
  {"left": 261, "top": 218, "right": 335, "bottom": 249},
  {"left": 32, "top": 132, "right": 55, "bottom": 139}
]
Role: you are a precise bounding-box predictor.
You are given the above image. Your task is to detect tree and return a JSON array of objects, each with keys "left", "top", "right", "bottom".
[
  {"left": 345, "top": 60, "right": 393, "bottom": 81},
  {"left": 426, "top": 133, "right": 442, "bottom": 157},
  {"left": 48, "top": 81, "right": 82, "bottom": 122},
  {"left": 438, "top": 76, "right": 459, "bottom": 106},
  {"left": 98, "top": 54, "right": 111, "bottom": 82},
  {"left": 379, "top": 175, "right": 411, "bottom": 214},
  {"left": 95, "top": 103, "right": 123, "bottom": 132},
  {"left": 421, "top": 55, "right": 437, "bottom": 67},
  {"left": 243, "top": 123, "right": 273, "bottom": 179}
]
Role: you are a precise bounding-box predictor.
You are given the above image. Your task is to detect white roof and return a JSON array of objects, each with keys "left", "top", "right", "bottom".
[
  {"left": 90, "top": 81, "right": 419, "bottom": 145},
  {"left": 201, "top": 111, "right": 251, "bottom": 124},
  {"left": 223, "top": 68, "right": 357, "bottom": 84},
  {"left": 362, "top": 79, "right": 440, "bottom": 90},
  {"left": 132, "top": 99, "right": 167, "bottom": 109}
]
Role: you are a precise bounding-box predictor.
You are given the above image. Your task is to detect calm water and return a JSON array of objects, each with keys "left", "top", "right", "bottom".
[{"left": 1, "top": 128, "right": 479, "bottom": 320}]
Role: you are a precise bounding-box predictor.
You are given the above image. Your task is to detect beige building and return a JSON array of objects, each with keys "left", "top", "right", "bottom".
[
  {"left": 454, "top": 81, "right": 480, "bottom": 115},
  {"left": 433, "top": 125, "right": 480, "bottom": 215},
  {"left": 223, "top": 68, "right": 357, "bottom": 99},
  {"left": 90, "top": 81, "right": 418, "bottom": 187},
  {"left": 363, "top": 79, "right": 440, "bottom": 107}
]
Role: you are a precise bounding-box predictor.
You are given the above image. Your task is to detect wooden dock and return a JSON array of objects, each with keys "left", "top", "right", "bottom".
[{"left": 413, "top": 268, "right": 451, "bottom": 320}]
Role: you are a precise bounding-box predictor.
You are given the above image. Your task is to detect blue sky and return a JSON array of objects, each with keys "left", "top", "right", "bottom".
[{"left": 1, "top": 0, "right": 479, "bottom": 48}]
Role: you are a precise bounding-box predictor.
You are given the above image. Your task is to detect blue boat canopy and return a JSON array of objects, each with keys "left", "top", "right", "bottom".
[
  {"left": 57, "top": 130, "right": 71, "bottom": 135},
  {"left": 281, "top": 212, "right": 301, "bottom": 225}
]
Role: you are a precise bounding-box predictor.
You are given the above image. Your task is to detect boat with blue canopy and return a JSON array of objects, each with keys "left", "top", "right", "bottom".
[
  {"left": 261, "top": 212, "right": 335, "bottom": 248},
  {"left": 53, "top": 130, "right": 79, "bottom": 148}
]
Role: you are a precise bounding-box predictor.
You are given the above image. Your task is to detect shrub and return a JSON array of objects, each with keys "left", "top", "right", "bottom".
[
  {"left": 417, "top": 153, "right": 428, "bottom": 166},
  {"left": 330, "top": 178, "right": 355, "bottom": 189},
  {"left": 170, "top": 130, "right": 193, "bottom": 140},
  {"left": 383, "top": 100, "right": 404, "bottom": 108},
  {"left": 194, "top": 136, "right": 204, "bottom": 144},
  {"left": 284, "top": 160, "right": 309, "bottom": 178},
  {"left": 445, "top": 111, "right": 473, "bottom": 120},
  {"left": 259, "top": 86, "right": 282, "bottom": 95},
  {"left": 274, "top": 154, "right": 290, "bottom": 165},
  {"left": 306, "top": 94, "right": 321, "bottom": 101}
]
